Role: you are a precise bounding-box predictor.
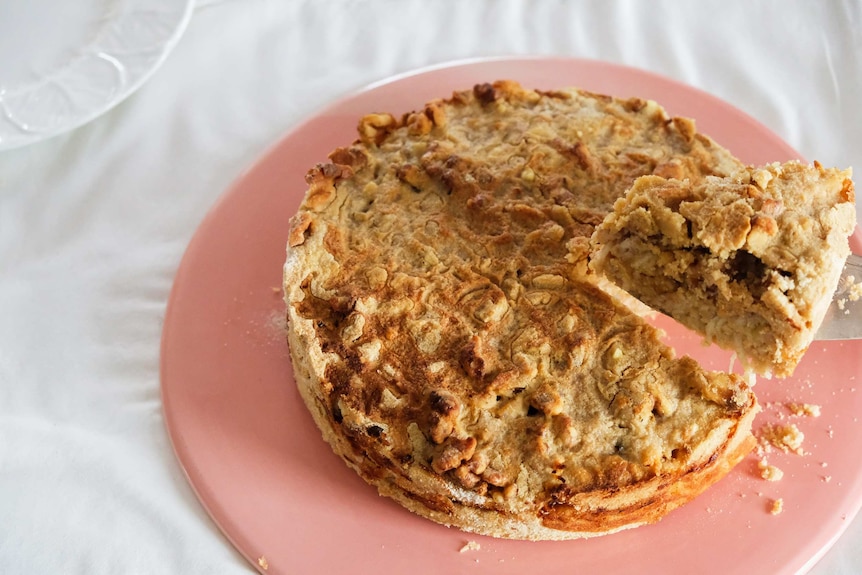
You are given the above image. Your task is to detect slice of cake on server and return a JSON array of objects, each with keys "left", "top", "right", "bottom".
[{"left": 591, "top": 161, "right": 856, "bottom": 377}]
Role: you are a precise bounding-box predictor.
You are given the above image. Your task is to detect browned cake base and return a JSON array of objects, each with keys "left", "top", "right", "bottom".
[
  {"left": 284, "top": 81, "right": 759, "bottom": 540},
  {"left": 591, "top": 161, "right": 856, "bottom": 377}
]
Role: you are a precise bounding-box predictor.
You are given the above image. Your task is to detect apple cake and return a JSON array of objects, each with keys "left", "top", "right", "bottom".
[
  {"left": 283, "top": 81, "right": 758, "bottom": 540},
  {"left": 591, "top": 161, "right": 856, "bottom": 377}
]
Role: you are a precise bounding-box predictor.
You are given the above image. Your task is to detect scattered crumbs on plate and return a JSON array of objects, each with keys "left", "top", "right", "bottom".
[
  {"left": 757, "top": 458, "right": 784, "bottom": 482},
  {"left": 823, "top": 475, "right": 833, "bottom": 483},
  {"left": 271, "top": 286, "right": 282, "bottom": 296},
  {"left": 821, "top": 461, "right": 829, "bottom": 468},
  {"left": 460, "top": 541, "right": 481, "bottom": 553},
  {"left": 787, "top": 402, "right": 821, "bottom": 418},
  {"left": 764, "top": 401, "right": 787, "bottom": 421},
  {"left": 769, "top": 498, "right": 784, "bottom": 515},
  {"left": 257, "top": 556, "right": 269, "bottom": 571},
  {"left": 758, "top": 423, "right": 805, "bottom": 455}
]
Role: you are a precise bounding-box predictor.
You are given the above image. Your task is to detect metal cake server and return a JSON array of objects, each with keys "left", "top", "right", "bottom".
[{"left": 815, "top": 253, "right": 862, "bottom": 340}]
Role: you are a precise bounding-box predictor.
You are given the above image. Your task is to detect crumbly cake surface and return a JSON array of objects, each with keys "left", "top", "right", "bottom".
[
  {"left": 283, "top": 81, "right": 757, "bottom": 540},
  {"left": 591, "top": 161, "right": 856, "bottom": 377}
]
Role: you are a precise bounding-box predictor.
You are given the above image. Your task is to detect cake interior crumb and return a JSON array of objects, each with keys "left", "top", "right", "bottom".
[
  {"left": 770, "top": 498, "right": 784, "bottom": 515},
  {"left": 460, "top": 541, "right": 481, "bottom": 553},
  {"left": 757, "top": 458, "right": 784, "bottom": 482},
  {"left": 787, "top": 402, "right": 821, "bottom": 418},
  {"left": 758, "top": 423, "right": 805, "bottom": 455},
  {"left": 838, "top": 274, "right": 862, "bottom": 301}
]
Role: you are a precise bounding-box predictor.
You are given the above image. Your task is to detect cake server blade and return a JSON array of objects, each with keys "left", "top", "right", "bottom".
[{"left": 815, "top": 253, "right": 862, "bottom": 340}]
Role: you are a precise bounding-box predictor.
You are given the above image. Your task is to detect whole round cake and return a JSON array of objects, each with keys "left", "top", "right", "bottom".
[{"left": 283, "top": 81, "right": 758, "bottom": 540}]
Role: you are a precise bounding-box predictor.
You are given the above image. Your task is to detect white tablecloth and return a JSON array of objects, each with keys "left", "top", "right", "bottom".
[{"left": 2, "top": 1, "right": 860, "bottom": 573}]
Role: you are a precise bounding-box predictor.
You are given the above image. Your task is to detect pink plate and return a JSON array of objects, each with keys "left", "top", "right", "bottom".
[{"left": 160, "top": 57, "right": 862, "bottom": 575}]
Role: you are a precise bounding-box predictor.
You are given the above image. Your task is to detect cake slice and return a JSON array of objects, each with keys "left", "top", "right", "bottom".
[{"left": 590, "top": 161, "right": 857, "bottom": 377}]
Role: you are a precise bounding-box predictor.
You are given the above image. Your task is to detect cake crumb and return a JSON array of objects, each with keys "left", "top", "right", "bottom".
[
  {"left": 759, "top": 423, "right": 805, "bottom": 455},
  {"left": 460, "top": 541, "right": 481, "bottom": 553},
  {"left": 787, "top": 403, "right": 821, "bottom": 418},
  {"left": 838, "top": 274, "right": 862, "bottom": 301},
  {"left": 770, "top": 498, "right": 784, "bottom": 515},
  {"left": 757, "top": 458, "right": 784, "bottom": 481},
  {"left": 258, "top": 556, "right": 269, "bottom": 571}
]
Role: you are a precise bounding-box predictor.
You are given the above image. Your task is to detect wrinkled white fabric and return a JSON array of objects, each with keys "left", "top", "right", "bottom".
[{"left": 1, "top": 1, "right": 860, "bottom": 573}]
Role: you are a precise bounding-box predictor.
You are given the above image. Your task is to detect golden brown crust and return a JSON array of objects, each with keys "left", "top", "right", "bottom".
[
  {"left": 590, "top": 161, "right": 857, "bottom": 377},
  {"left": 284, "top": 81, "right": 758, "bottom": 540}
]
